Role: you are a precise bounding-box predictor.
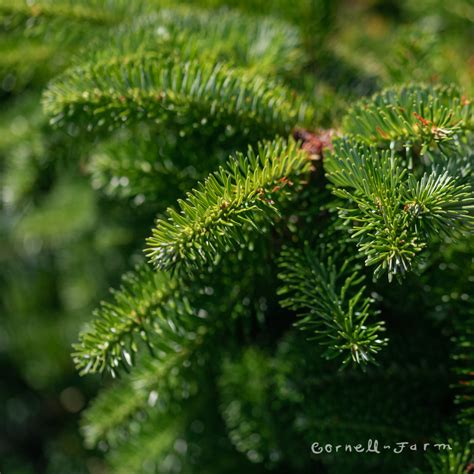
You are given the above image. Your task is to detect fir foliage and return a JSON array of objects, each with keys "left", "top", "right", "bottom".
[
  {"left": 1, "top": 0, "right": 473, "bottom": 472},
  {"left": 277, "top": 244, "right": 387, "bottom": 365},
  {"left": 342, "top": 84, "right": 472, "bottom": 150},
  {"left": 325, "top": 139, "right": 473, "bottom": 280},
  {"left": 43, "top": 55, "right": 312, "bottom": 137},
  {"left": 146, "top": 138, "right": 311, "bottom": 270},
  {"left": 72, "top": 263, "right": 195, "bottom": 376}
]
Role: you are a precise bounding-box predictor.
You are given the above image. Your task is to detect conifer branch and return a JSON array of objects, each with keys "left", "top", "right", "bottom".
[
  {"left": 277, "top": 245, "right": 387, "bottom": 366},
  {"left": 145, "top": 138, "right": 311, "bottom": 271},
  {"left": 81, "top": 346, "right": 204, "bottom": 448},
  {"left": 158, "top": 6, "right": 305, "bottom": 75},
  {"left": 342, "top": 84, "right": 472, "bottom": 150},
  {"left": 325, "top": 139, "right": 474, "bottom": 280},
  {"left": 72, "top": 264, "right": 196, "bottom": 376},
  {"left": 43, "top": 55, "right": 313, "bottom": 137},
  {"left": 93, "top": 7, "right": 306, "bottom": 77},
  {"left": 106, "top": 413, "right": 184, "bottom": 474},
  {"left": 405, "top": 170, "right": 474, "bottom": 236}
]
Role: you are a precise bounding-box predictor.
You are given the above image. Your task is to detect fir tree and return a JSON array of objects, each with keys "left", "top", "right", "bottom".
[{"left": 0, "top": 0, "right": 472, "bottom": 473}]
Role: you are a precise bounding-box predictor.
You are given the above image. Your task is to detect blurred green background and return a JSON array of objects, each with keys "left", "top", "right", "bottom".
[{"left": 0, "top": 0, "right": 472, "bottom": 472}]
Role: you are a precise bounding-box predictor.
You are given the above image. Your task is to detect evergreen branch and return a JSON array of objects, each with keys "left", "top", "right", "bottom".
[
  {"left": 325, "top": 140, "right": 421, "bottom": 280},
  {"left": 325, "top": 139, "right": 473, "bottom": 280},
  {"left": 425, "top": 133, "right": 474, "bottom": 182},
  {"left": 342, "top": 84, "right": 472, "bottom": 150},
  {"left": 43, "top": 54, "right": 313, "bottom": 137},
  {"left": 79, "top": 259, "right": 257, "bottom": 446},
  {"left": 106, "top": 413, "right": 184, "bottom": 474},
  {"left": 277, "top": 245, "right": 387, "bottom": 366},
  {"left": 405, "top": 170, "right": 474, "bottom": 236},
  {"left": 74, "top": 252, "right": 256, "bottom": 375},
  {"left": 145, "top": 138, "right": 311, "bottom": 271},
  {"left": 324, "top": 139, "right": 408, "bottom": 194},
  {"left": 219, "top": 348, "right": 281, "bottom": 466},
  {"left": 103, "top": 391, "right": 245, "bottom": 474},
  {"left": 154, "top": 6, "right": 305, "bottom": 76},
  {"left": 81, "top": 346, "right": 203, "bottom": 448},
  {"left": 88, "top": 7, "right": 306, "bottom": 77},
  {"left": 72, "top": 263, "right": 197, "bottom": 376}
]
